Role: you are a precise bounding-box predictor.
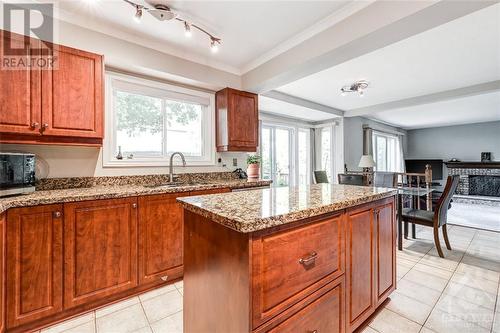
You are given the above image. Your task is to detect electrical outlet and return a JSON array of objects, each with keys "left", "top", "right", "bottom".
[{"left": 232, "top": 158, "right": 238, "bottom": 167}]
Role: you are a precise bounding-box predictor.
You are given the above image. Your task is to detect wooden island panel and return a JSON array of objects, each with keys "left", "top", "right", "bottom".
[{"left": 182, "top": 195, "right": 396, "bottom": 333}]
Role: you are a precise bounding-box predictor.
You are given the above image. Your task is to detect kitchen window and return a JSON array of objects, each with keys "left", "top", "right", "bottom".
[{"left": 104, "top": 73, "right": 215, "bottom": 166}]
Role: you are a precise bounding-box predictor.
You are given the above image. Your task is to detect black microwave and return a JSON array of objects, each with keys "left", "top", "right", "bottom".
[{"left": 0, "top": 153, "right": 36, "bottom": 197}]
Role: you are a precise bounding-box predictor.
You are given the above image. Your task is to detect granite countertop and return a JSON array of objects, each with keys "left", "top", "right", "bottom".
[
  {"left": 178, "top": 184, "right": 397, "bottom": 233},
  {"left": 0, "top": 179, "right": 271, "bottom": 214}
]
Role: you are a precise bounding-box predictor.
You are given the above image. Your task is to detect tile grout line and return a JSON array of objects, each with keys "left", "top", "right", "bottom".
[
  {"left": 491, "top": 277, "right": 500, "bottom": 333},
  {"left": 419, "top": 229, "right": 485, "bottom": 332}
]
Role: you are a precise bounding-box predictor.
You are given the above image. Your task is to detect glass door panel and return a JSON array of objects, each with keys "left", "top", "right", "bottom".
[
  {"left": 275, "top": 128, "right": 291, "bottom": 186},
  {"left": 261, "top": 127, "right": 273, "bottom": 180}
]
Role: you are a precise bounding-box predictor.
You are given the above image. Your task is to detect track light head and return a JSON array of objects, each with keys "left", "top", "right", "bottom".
[
  {"left": 184, "top": 21, "right": 192, "bottom": 38},
  {"left": 133, "top": 6, "right": 142, "bottom": 23}
]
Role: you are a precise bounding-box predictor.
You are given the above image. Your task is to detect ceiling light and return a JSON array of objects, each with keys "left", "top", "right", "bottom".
[
  {"left": 184, "top": 22, "right": 192, "bottom": 38},
  {"left": 133, "top": 6, "right": 142, "bottom": 23},
  {"left": 340, "top": 80, "right": 369, "bottom": 97},
  {"left": 122, "top": 0, "right": 222, "bottom": 52}
]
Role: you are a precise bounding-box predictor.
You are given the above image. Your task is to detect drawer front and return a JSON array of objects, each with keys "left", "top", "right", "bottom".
[
  {"left": 252, "top": 215, "right": 344, "bottom": 327},
  {"left": 267, "top": 281, "right": 344, "bottom": 333}
]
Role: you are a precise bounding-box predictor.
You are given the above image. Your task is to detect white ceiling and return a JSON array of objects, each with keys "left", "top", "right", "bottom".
[
  {"left": 370, "top": 91, "right": 500, "bottom": 129},
  {"left": 275, "top": 3, "right": 500, "bottom": 128},
  {"left": 259, "top": 96, "right": 338, "bottom": 122},
  {"left": 52, "top": 0, "right": 350, "bottom": 74}
]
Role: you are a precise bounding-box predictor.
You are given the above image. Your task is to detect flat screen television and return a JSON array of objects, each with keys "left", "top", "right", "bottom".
[{"left": 405, "top": 159, "right": 443, "bottom": 181}]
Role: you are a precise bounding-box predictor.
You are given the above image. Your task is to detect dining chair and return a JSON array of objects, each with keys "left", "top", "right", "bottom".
[
  {"left": 337, "top": 173, "right": 364, "bottom": 186},
  {"left": 314, "top": 170, "right": 329, "bottom": 184},
  {"left": 373, "top": 172, "right": 397, "bottom": 188},
  {"left": 401, "top": 175, "right": 459, "bottom": 258}
]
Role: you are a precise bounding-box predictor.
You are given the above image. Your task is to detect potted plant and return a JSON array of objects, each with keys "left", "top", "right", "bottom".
[{"left": 246, "top": 155, "right": 261, "bottom": 179}]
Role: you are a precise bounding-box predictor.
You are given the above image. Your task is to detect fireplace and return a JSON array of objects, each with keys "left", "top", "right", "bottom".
[
  {"left": 469, "top": 175, "right": 500, "bottom": 197},
  {"left": 445, "top": 161, "right": 500, "bottom": 199}
]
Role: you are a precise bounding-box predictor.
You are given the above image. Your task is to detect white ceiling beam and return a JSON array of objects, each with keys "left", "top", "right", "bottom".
[
  {"left": 242, "top": 0, "right": 498, "bottom": 93},
  {"left": 345, "top": 80, "right": 500, "bottom": 117},
  {"left": 262, "top": 90, "right": 344, "bottom": 117}
]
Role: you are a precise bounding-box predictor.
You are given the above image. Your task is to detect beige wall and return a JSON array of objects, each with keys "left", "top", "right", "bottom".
[{"left": 0, "top": 144, "right": 249, "bottom": 178}]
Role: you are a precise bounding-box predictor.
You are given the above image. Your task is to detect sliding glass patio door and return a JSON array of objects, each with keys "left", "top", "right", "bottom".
[{"left": 261, "top": 125, "right": 293, "bottom": 186}]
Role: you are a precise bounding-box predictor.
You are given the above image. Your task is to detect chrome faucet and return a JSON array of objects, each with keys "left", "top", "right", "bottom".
[{"left": 169, "top": 152, "right": 186, "bottom": 183}]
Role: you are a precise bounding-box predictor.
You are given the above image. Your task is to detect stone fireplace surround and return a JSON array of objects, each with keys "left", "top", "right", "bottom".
[{"left": 446, "top": 162, "right": 500, "bottom": 202}]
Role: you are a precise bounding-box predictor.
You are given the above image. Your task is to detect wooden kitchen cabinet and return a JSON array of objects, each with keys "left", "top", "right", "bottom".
[
  {"left": 0, "top": 31, "right": 41, "bottom": 136},
  {"left": 216, "top": 88, "right": 258, "bottom": 152},
  {"left": 265, "top": 279, "right": 344, "bottom": 333},
  {"left": 5, "top": 205, "right": 63, "bottom": 328},
  {"left": 63, "top": 198, "right": 138, "bottom": 309},
  {"left": 0, "top": 30, "right": 104, "bottom": 146},
  {"left": 375, "top": 200, "right": 396, "bottom": 306},
  {"left": 345, "top": 206, "right": 375, "bottom": 331},
  {"left": 345, "top": 197, "right": 396, "bottom": 332},
  {"left": 0, "top": 213, "right": 5, "bottom": 333},
  {"left": 138, "top": 193, "right": 189, "bottom": 285},
  {"left": 41, "top": 45, "right": 103, "bottom": 138}
]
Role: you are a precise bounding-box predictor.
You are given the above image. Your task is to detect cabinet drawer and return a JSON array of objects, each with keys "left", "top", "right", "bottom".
[
  {"left": 252, "top": 215, "right": 344, "bottom": 327},
  {"left": 266, "top": 280, "right": 344, "bottom": 333}
]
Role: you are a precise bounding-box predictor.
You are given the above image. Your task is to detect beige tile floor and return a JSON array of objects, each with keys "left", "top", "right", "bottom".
[{"left": 36, "top": 225, "right": 499, "bottom": 333}]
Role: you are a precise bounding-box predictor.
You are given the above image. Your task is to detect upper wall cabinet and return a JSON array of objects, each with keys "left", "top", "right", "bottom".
[
  {"left": 0, "top": 30, "right": 104, "bottom": 146},
  {"left": 216, "top": 88, "right": 258, "bottom": 152},
  {"left": 0, "top": 31, "right": 42, "bottom": 136}
]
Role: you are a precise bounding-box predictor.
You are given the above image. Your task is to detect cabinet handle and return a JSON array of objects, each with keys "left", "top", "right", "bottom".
[
  {"left": 160, "top": 275, "right": 168, "bottom": 281},
  {"left": 299, "top": 251, "right": 317, "bottom": 265},
  {"left": 31, "top": 122, "right": 39, "bottom": 129},
  {"left": 132, "top": 203, "right": 137, "bottom": 209},
  {"left": 53, "top": 211, "right": 62, "bottom": 218}
]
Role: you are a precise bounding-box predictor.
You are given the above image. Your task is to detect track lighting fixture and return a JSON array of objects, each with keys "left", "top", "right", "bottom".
[
  {"left": 122, "top": 0, "right": 222, "bottom": 52},
  {"left": 340, "top": 80, "right": 369, "bottom": 97}
]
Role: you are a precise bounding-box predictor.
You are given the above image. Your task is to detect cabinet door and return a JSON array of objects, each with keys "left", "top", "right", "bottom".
[
  {"left": 138, "top": 193, "right": 188, "bottom": 285},
  {"left": 375, "top": 201, "right": 396, "bottom": 305},
  {"left": 6, "top": 205, "right": 63, "bottom": 328},
  {"left": 63, "top": 198, "right": 138, "bottom": 308},
  {"left": 0, "top": 31, "right": 41, "bottom": 135},
  {"left": 228, "top": 90, "right": 258, "bottom": 149},
  {"left": 41, "top": 45, "right": 103, "bottom": 138},
  {"left": 346, "top": 207, "right": 375, "bottom": 331},
  {"left": 0, "top": 213, "right": 5, "bottom": 333}
]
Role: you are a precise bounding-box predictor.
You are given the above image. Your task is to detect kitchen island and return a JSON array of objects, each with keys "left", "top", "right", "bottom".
[{"left": 178, "top": 184, "right": 398, "bottom": 333}]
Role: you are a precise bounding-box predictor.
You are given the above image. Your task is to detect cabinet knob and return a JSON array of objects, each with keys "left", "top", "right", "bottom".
[
  {"left": 308, "top": 330, "right": 318, "bottom": 333},
  {"left": 299, "top": 251, "right": 318, "bottom": 265},
  {"left": 53, "top": 211, "right": 62, "bottom": 218},
  {"left": 160, "top": 275, "right": 168, "bottom": 281},
  {"left": 31, "top": 122, "right": 39, "bottom": 129},
  {"left": 132, "top": 203, "right": 137, "bottom": 209},
  {"left": 41, "top": 123, "right": 49, "bottom": 131}
]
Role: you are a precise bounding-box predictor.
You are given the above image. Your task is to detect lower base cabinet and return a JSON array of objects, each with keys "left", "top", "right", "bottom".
[
  {"left": 63, "top": 198, "right": 139, "bottom": 309},
  {"left": 2, "top": 188, "right": 230, "bottom": 332},
  {"left": 6, "top": 205, "right": 64, "bottom": 329}
]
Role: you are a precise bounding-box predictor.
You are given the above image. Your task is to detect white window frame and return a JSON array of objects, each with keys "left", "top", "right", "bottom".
[
  {"left": 314, "top": 120, "right": 344, "bottom": 184},
  {"left": 372, "top": 131, "right": 401, "bottom": 172},
  {"left": 259, "top": 115, "right": 313, "bottom": 186},
  {"left": 103, "top": 72, "right": 216, "bottom": 167}
]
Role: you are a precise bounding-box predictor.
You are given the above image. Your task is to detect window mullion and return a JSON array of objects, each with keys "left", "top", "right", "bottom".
[{"left": 162, "top": 99, "right": 168, "bottom": 159}]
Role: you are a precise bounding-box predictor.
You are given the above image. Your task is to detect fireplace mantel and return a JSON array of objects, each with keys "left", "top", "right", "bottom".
[{"left": 445, "top": 161, "right": 500, "bottom": 169}]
